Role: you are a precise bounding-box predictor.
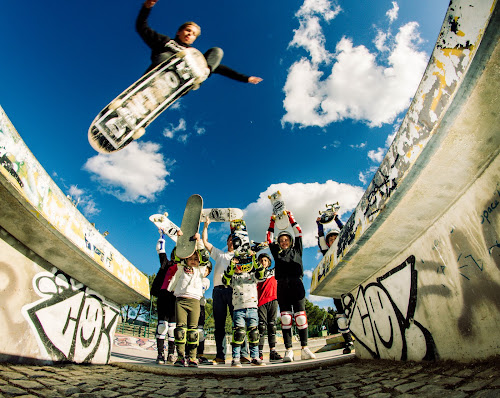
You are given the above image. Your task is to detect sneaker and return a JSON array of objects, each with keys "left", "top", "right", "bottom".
[
  {"left": 283, "top": 349, "right": 294, "bottom": 363},
  {"left": 213, "top": 357, "right": 225, "bottom": 365},
  {"left": 251, "top": 358, "right": 266, "bottom": 366},
  {"left": 343, "top": 343, "right": 354, "bottom": 354},
  {"left": 231, "top": 359, "right": 242, "bottom": 367},
  {"left": 156, "top": 353, "right": 165, "bottom": 365},
  {"left": 167, "top": 353, "right": 176, "bottom": 364},
  {"left": 301, "top": 347, "right": 316, "bottom": 360},
  {"left": 240, "top": 357, "right": 251, "bottom": 364},
  {"left": 198, "top": 356, "right": 210, "bottom": 365},
  {"left": 187, "top": 359, "right": 198, "bottom": 368},
  {"left": 269, "top": 350, "right": 283, "bottom": 361},
  {"left": 174, "top": 357, "right": 186, "bottom": 367}
]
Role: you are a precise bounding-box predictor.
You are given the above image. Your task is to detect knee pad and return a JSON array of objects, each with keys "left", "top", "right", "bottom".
[
  {"left": 174, "top": 327, "right": 187, "bottom": 344},
  {"left": 186, "top": 329, "right": 199, "bottom": 346},
  {"left": 232, "top": 327, "right": 246, "bottom": 346},
  {"left": 258, "top": 322, "right": 267, "bottom": 336},
  {"left": 294, "top": 311, "right": 308, "bottom": 330},
  {"left": 336, "top": 314, "right": 350, "bottom": 334},
  {"left": 156, "top": 320, "right": 167, "bottom": 340},
  {"left": 247, "top": 326, "right": 260, "bottom": 346},
  {"left": 281, "top": 311, "right": 293, "bottom": 330},
  {"left": 168, "top": 322, "right": 176, "bottom": 342},
  {"left": 197, "top": 327, "right": 205, "bottom": 343}
]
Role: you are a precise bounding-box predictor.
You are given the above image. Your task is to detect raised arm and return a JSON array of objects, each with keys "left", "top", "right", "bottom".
[{"left": 202, "top": 220, "right": 214, "bottom": 253}]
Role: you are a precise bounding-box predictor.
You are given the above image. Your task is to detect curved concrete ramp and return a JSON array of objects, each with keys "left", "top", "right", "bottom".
[
  {"left": 311, "top": 0, "right": 500, "bottom": 361},
  {"left": 0, "top": 108, "right": 149, "bottom": 305},
  {"left": 0, "top": 107, "right": 149, "bottom": 364}
]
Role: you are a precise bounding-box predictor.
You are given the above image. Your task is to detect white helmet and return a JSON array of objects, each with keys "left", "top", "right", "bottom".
[
  {"left": 325, "top": 228, "right": 340, "bottom": 246},
  {"left": 277, "top": 230, "right": 294, "bottom": 247}
]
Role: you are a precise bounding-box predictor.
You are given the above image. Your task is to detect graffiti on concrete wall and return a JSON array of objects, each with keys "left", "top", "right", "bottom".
[
  {"left": 343, "top": 255, "right": 438, "bottom": 361},
  {"left": 22, "top": 268, "right": 120, "bottom": 364}
]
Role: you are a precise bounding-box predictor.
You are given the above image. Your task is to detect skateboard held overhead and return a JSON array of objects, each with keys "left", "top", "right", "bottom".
[
  {"left": 318, "top": 202, "right": 341, "bottom": 224},
  {"left": 149, "top": 212, "right": 180, "bottom": 242},
  {"left": 201, "top": 208, "right": 244, "bottom": 223},
  {"left": 176, "top": 194, "right": 203, "bottom": 259},
  {"left": 88, "top": 48, "right": 209, "bottom": 153},
  {"left": 268, "top": 191, "right": 289, "bottom": 230}
]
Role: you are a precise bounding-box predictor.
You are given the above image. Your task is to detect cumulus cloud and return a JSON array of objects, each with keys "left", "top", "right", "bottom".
[
  {"left": 242, "top": 181, "right": 364, "bottom": 248},
  {"left": 83, "top": 141, "right": 173, "bottom": 203},
  {"left": 282, "top": 1, "right": 428, "bottom": 129}
]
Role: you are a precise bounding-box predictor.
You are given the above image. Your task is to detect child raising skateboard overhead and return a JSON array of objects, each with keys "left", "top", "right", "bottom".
[{"left": 137, "top": 0, "right": 263, "bottom": 84}]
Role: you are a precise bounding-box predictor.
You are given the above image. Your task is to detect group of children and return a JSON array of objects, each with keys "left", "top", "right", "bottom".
[{"left": 151, "top": 207, "right": 352, "bottom": 367}]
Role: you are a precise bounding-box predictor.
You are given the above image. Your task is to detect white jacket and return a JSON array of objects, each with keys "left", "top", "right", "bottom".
[{"left": 168, "top": 265, "right": 207, "bottom": 300}]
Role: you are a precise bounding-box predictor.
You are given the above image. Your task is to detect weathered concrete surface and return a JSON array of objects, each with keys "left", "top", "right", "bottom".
[
  {"left": 311, "top": 0, "right": 500, "bottom": 361},
  {"left": 0, "top": 106, "right": 149, "bottom": 364},
  {"left": 0, "top": 106, "right": 149, "bottom": 305}
]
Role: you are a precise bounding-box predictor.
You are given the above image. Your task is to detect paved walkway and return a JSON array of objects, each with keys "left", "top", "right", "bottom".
[{"left": 0, "top": 349, "right": 499, "bottom": 397}]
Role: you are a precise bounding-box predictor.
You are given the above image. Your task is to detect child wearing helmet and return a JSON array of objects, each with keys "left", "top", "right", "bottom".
[
  {"left": 167, "top": 234, "right": 210, "bottom": 367},
  {"left": 256, "top": 253, "right": 282, "bottom": 361},
  {"left": 316, "top": 213, "right": 354, "bottom": 354},
  {"left": 266, "top": 211, "right": 316, "bottom": 362},
  {"left": 151, "top": 232, "right": 181, "bottom": 365},
  {"left": 222, "top": 252, "right": 266, "bottom": 366}
]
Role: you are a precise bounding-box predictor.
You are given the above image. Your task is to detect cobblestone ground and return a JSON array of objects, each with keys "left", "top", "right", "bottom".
[{"left": 0, "top": 357, "right": 499, "bottom": 397}]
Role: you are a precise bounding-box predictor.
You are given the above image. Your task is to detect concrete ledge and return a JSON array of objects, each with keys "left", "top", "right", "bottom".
[
  {"left": 311, "top": 0, "right": 500, "bottom": 297},
  {"left": 0, "top": 107, "right": 149, "bottom": 304}
]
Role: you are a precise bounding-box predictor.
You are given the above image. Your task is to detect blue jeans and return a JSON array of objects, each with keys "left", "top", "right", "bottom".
[
  {"left": 232, "top": 308, "right": 259, "bottom": 359},
  {"left": 213, "top": 286, "right": 249, "bottom": 359}
]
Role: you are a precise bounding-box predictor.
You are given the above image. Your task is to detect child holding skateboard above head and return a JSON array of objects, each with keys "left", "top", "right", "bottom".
[
  {"left": 316, "top": 215, "right": 354, "bottom": 354},
  {"left": 151, "top": 232, "right": 181, "bottom": 364},
  {"left": 167, "top": 234, "right": 210, "bottom": 367},
  {"left": 222, "top": 252, "right": 266, "bottom": 367},
  {"left": 137, "top": 0, "right": 263, "bottom": 85},
  {"left": 256, "top": 253, "right": 282, "bottom": 362},
  {"left": 267, "top": 211, "right": 317, "bottom": 362}
]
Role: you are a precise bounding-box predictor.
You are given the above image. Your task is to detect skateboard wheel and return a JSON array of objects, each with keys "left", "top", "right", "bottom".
[
  {"left": 277, "top": 190, "right": 281, "bottom": 195},
  {"left": 268, "top": 195, "right": 271, "bottom": 199},
  {"left": 164, "top": 212, "right": 169, "bottom": 217},
  {"left": 109, "top": 99, "right": 123, "bottom": 111},
  {"left": 133, "top": 127, "right": 146, "bottom": 139}
]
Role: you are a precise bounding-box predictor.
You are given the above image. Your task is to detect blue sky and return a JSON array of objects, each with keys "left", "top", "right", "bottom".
[{"left": 0, "top": 0, "right": 449, "bottom": 308}]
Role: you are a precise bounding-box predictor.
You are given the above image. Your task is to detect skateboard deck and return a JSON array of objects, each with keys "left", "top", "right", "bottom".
[
  {"left": 230, "top": 219, "right": 253, "bottom": 269},
  {"left": 88, "top": 48, "right": 209, "bottom": 153},
  {"left": 201, "top": 208, "right": 244, "bottom": 223},
  {"left": 268, "top": 191, "right": 289, "bottom": 230},
  {"left": 149, "top": 212, "right": 180, "bottom": 242},
  {"left": 176, "top": 194, "right": 203, "bottom": 259},
  {"left": 318, "top": 202, "right": 341, "bottom": 224}
]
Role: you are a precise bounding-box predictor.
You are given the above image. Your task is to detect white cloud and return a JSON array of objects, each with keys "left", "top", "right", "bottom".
[
  {"left": 358, "top": 165, "right": 379, "bottom": 185},
  {"left": 84, "top": 141, "right": 173, "bottom": 203},
  {"left": 386, "top": 1, "right": 400, "bottom": 23},
  {"left": 350, "top": 142, "right": 367, "bottom": 149},
  {"left": 67, "top": 185, "right": 100, "bottom": 217},
  {"left": 283, "top": 1, "right": 428, "bottom": 129},
  {"left": 368, "top": 147, "right": 386, "bottom": 163},
  {"left": 243, "top": 181, "right": 364, "bottom": 248},
  {"left": 163, "top": 118, "right": 186, "bottom": 141}
]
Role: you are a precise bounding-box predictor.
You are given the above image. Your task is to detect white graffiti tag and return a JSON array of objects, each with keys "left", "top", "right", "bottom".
[{"left": 21, "top": 269, "right": 119, "bottom": 364}]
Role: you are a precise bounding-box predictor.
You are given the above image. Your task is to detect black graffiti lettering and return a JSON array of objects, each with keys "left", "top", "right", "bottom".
[
  {"left": 345, "top": 255, "right": 438, "bottom": 360},
  {"left": 364, "top": 154, "right": 399, "bottom": 218}
]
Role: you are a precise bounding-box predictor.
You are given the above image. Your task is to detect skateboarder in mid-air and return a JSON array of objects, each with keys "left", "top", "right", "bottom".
[{"left": 137, "top": 0, "right": 263, "bottom": 85}]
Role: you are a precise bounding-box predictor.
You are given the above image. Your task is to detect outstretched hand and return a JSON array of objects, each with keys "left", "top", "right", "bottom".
[
  {"left": 144, "top": 0, "right": 159, "bottom": 8},
  {"left": 248, "top": 76, "right": 263, "bottom": 84}
]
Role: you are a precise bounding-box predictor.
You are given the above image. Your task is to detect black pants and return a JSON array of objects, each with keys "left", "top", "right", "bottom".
[
  {"left": 277, "top": 278, "right": 308, "bottom": 348},
  {"left": 258, "top": 300, "right": 278, "bottom": 350}
]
